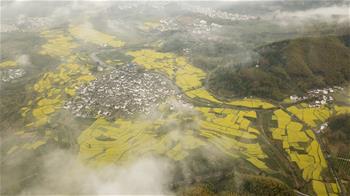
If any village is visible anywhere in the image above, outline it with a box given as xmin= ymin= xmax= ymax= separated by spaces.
xmin=192 ymin=19 xmax=222 ymax=35
xmin=64 ymin=64 xmax=178 ymax=119
xmin=157 ymin=18 xmax=179 ymax=32
xmin=290 ymin=86 xmax=344 ymax=108
xmin=183 ymin=4 xmax=258 ymax=22
xmin=1 ymin=15 xmax=55 ymax=32
xmin=0 ymin=68 xmax=26 ymax=83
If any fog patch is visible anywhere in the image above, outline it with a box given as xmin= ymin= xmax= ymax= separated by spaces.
xmin=15 ymin=54 xmax=31 ymax=66
xmin=20 ymin=150 xmax=174 ymax=195
xmin=269 ymin=5 xmax=350 ymax=26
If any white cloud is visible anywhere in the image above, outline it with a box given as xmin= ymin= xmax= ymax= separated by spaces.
xmin=269 ymin=5 xmax=350 ymax=26
xmin=20 ymin=150 xmax=174 ymax=195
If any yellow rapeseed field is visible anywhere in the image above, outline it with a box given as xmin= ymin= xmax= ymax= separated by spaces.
xmin=18 ymin=45 xmax=95 ymax=154
xmin=69 ymin=24 xmax=125 ymax=48
xmin=40 ymin=30 xmax=78 ymax=57
xmin=186 ymin=88 xmax=222 ymax=103
xmin=0 ymin=60 xmax=16 ymax=68
xmin=271 ymin=108 xmax=339 ymax=195
xmin=311 ymin=180 xmax=339 ymax=195
xmin=77 ymin=105 xmax=268 ymax=170
xmin=78 ymin=117 xmax=207 ymax=167
xmin=227 ymin=99 xmax=276 ymax=109
xmin=141 ymin=21 xmax=161 ymax=31
xmin=287 ymin=104 xmax=332 ymax=127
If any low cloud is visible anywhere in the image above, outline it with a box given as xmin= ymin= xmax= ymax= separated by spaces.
xmin=16 ymin=54 xmax=30 ymax=66
xmin=269 ymin=5 xmax=350 ymax=26
xmin=20 ymin=150 xmax=174 ymax=195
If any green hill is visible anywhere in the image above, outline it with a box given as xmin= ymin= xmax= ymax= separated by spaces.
xmin=209 ymin=35 xmax=350 ymax=100
xmin=323 ymin=114 xmax=350 ymax=192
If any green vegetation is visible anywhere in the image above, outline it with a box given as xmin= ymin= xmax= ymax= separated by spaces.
xmin=209 ymin=35 xmax=350 ymax=100
xmin=325 ymin=113 xmax=350 ymax=154
xmin=177 ymin=184 xmax=215 ymax=196
xmin=176 ymin=174 xmax=294 ymax=196
xmin=323 ymin=114 xmax=350 ymax=193
xmin=328 ymin=114 xmax=350 ymax=139
xmin=237 ymin=175 xmax=294 ymax=196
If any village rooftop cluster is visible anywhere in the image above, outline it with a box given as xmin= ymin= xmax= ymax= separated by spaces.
xmin=64 ymin=64 xmax=177 ymax=119
xmin=157 ymin=18 xmax=179 ymax=32
xmin=183 ymin=4 xmax=258 ymax=21
xmin=0 ymin=68 xmax=25 ymax=83
xmin=192 ymin=19 xmax=222 ymax=35
xmin=290 ymin=87 xmax=343 ymax=108
xmin=1 ymin=15 xmax=54 ymax=32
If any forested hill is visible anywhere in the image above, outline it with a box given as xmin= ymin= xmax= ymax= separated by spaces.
xmin=209 ymin=34 xmax=350 ymax=100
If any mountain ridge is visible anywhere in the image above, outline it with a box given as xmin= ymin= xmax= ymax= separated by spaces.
xmin=209 ymin=34 xmax=350 ymax=100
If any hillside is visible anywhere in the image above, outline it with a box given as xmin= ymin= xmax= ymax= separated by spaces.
xmin=209 ymin=34 xmax=350 ymax=100
xmin=323 ymin=114 xmax=350 ymax=192
xmin=324 ymin=114 xmax=350 ymax=154
xmin=177 ymin=174 xmax=294 ymax=196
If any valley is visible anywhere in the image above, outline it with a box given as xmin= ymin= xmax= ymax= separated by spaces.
xmin=1 ymin=1 xmax=349 ymax=195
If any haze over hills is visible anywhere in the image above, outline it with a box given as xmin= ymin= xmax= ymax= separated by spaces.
xmin=209 ymin=34 xmax=350 ymax=100
xmin=1 ymin=1 xmax=350 ymax=196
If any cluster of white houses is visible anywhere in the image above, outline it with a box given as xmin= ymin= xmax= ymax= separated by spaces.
xmin=0 ymin=68 xmax=26 ymax=83
xmin=157 ymin=18 xmax=179 ymax=32
xmin=64 ymin=65 xmax=176 ymax=119
xmin=192 ymin=19 xmax=222 ymax=35
xmin=290 ymin=87 xmax=344 ymax=108
xmin=1 ymin=15 xmax=59 ymax=33
xmin=183 ymin=4 xmax=258 ymax=22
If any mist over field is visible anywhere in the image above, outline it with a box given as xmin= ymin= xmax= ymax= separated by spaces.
xmin=1 ymin=1 xmax=350 ymax=195
xmin=19 ymin=150 xmax=173 ymax=194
